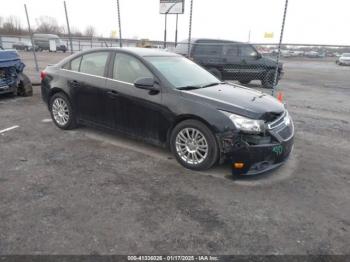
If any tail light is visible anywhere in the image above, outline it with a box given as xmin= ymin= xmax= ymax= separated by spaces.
xmin=40 ymin=71 xmax=47 ymax=81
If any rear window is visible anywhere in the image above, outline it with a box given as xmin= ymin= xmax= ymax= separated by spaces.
xmin=70 ymin=56 xmax=82 ymax=71
xmin=79 ymin=52 xmax=109 ymax=77
xmin=193 ymin=44 xmax=223 ymax=56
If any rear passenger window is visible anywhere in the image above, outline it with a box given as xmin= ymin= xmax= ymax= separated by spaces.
xmin=113 ymin=53 xmax=153 ymax=83
xmin=193 ymin=44 xmax=223 ymax=56
xmin=80 ymin=52 xmax=109 ymax=77
xmin=224 ymin=45 xmax=239 ymax=57
xmin=70 ymin=56 xmax=82 ymax=71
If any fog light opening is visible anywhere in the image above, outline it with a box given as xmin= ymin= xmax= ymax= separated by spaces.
xmin=233 ymin=162 xmax=244 ymax=169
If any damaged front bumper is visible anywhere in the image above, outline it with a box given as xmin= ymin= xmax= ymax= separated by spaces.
xmin=218 ymin=111 xmax=295 ymax=176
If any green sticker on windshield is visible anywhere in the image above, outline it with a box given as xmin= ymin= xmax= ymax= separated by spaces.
xmin=272 ymin=145 xmax=283 ymax=156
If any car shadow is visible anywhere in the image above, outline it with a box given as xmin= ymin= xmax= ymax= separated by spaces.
xmin=78 ymin=125 xmax=291 ymax=184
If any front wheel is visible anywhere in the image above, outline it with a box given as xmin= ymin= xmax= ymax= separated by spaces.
xmin=170 ymin=120 xmax=219 ymax=171
xmin=49 ymin=93 xmax=77 ymax=130
xmin=262 ymin=70 xmax=277 ymax=89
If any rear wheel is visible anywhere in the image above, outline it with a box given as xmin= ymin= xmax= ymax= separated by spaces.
xmin=49 ymin=92 xmax=77 ymax=130
xmin=170 ymin=119 xmax=218 ymax=171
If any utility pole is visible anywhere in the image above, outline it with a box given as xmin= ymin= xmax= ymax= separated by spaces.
xmin=164 ymin=14 xmax=167 ymax=48
xmin=117 ymin=0 xmax=122 ymax=47
xmin=175 ymin=14 xmax=179 ymax=47
xmin=24 ymin=4 xmax=39 ymax=72
xmin=64 ymin=1 xmax=73 ymax=54
xmin=273 ymin=0 xmax=289 ymax=95
xmin=187 ymin=0 xmax=194 ymax=57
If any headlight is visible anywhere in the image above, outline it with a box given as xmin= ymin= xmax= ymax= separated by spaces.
xmin=220 ymin=111 xmax=265 ymax=134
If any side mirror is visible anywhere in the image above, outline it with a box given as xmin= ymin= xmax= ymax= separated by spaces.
xmin=256 ymin=53 xmax=262 ymax=59
xmin=134 ymin=77 xmax=159 ymax=92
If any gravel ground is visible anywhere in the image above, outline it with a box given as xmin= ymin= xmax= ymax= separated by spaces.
xmin=0 ymin=52 xmax=349 ymax=255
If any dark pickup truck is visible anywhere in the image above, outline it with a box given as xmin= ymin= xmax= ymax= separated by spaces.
xmin=0 ymin=50 xmax=32 ymax=96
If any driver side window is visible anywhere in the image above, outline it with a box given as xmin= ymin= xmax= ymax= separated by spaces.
xmin=239 ymin=45 xmax=257 ymax=57
xmin=113 ymin=53 xmax=153 ymax=83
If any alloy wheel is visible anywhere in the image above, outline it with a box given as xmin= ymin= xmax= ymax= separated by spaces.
xmin=52 ymin=97 xmax=70 ymax=126
xmin=175 ymin=128 xmax=209 ymax=165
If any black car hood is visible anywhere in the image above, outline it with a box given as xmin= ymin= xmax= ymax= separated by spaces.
xmin=180 ymin=83 xmax=285 ymax=120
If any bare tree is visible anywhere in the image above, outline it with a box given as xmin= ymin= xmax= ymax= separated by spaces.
xmin=0 ymin=16 xmax=24 ymax=34
xmin=35 ymin=16 xmax=62 ymax=34
xmin=70 ymin=27 xmax=83 ymax=37
xmin=84 ymin=25 xmax=96 ymax=37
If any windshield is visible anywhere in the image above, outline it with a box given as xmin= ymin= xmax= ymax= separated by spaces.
xmin=343 ymin=53 xmax=350 ymax=57
xmin=145 ymin=56 xmax=219 ymax=89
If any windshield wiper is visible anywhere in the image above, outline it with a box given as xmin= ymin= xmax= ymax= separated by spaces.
xmin=201 ymin=82 xmax=224 ymax=88
xmin=177 ymin=85 xmax=202 ymax=90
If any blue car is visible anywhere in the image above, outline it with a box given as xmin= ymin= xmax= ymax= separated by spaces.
xmin=0 ymin=50 xmax=32 ymax=96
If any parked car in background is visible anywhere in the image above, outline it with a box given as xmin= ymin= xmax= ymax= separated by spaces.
xmin=41 ymin=48 xmax=294 ymax=176
xmin=33 ymin=34 xmax=67 ymax=52
xmin=304 ymin=51 xmax=324 ymax=58
xmin=12 ymin=41 xmax=39 ymax=51
xmin=336 ymin=53 xmax=350 ymax=66
xmin=174 ymin=38 xmax=283 ymax=88
xmin=0 ymin=50 xmax=33 ymax=96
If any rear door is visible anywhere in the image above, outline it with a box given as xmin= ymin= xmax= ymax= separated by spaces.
xmin=65 ymin=51 xmax=114 ymax=128
xmin=192 ymin=43 xmax=223 ymax=68
xmin=222 ymin=44 xmax=241 ymax=79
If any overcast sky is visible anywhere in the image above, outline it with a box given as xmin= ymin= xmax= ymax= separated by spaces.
xmin=1 ymin=0 xmax=349 ymax=45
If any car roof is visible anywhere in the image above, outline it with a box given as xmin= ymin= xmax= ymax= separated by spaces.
xmin=74 ymin=47 xmax=180 ymax=57
xmin=179 ymin=38 xmax=242 ymax=44
xmin=57 ymin=47 xmax=180 ymax=67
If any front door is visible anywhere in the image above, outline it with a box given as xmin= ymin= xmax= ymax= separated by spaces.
xmin=105 ymin=52 xmax=167 ymax=145
xmin=238 ymin=45 xmax=264 ymax=80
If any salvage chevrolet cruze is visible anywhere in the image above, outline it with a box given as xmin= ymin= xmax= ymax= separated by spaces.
xmin=41 ymin=48 xmax=294 ymax=175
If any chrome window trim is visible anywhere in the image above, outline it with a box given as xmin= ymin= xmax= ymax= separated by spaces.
xmin=60 ymin=68 xmax=134 ymax=86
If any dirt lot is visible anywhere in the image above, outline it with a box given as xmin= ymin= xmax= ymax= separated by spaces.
xmin=0 ymin=51 xmax=349 ymax=255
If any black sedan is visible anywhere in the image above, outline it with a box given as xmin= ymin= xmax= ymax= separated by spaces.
xmin=41 ymin=48 xmax=294 ymax=176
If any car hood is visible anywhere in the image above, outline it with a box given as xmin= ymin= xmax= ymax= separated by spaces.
xmin=340 ymin=57 xmax=350 ymax=60
xmin=180 ymin=83 xmax=285 ymax=120
xmin=262 ymin=56 xmax=283 ymax=68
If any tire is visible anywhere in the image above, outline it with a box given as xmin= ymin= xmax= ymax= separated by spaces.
xmin=49 ymin=92 xmax=77 ymax=130
xmin=262 ymin=69 xmax=277 ymax=89
xmin=208 ymin=68 xmax=222 ymax=80
xmin=239 ymin=80 xmax=251 ymax=85
xmin=17 ymin=73 xmax=33 ymax=97
xmin=170 ymin=119 xmax=219 ymax=171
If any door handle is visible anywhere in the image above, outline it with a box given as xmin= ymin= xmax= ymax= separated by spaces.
xmin=68 ymin=80 xmax=80 ymax=88
xmin=107 ymin=90 xmax=119 ymax=98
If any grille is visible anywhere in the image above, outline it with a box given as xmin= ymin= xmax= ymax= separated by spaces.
xmin=277 ymin=125 xmax=293 ymax=140
xmin=267 ymin=111 xmax=286 ymax=129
